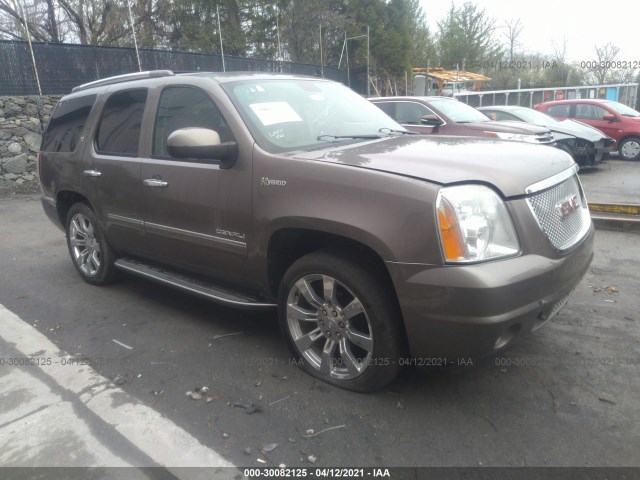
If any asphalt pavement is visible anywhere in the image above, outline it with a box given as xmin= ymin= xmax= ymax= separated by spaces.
xmin=1 ymin=160 xmax=639 ymax=477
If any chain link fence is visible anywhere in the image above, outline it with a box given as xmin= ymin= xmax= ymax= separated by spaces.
xmin=0 ymin=40 xmax=363 ymax=96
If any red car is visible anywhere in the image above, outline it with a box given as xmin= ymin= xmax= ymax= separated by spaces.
xmin=535 ymin=99 xmax=640 ymax=160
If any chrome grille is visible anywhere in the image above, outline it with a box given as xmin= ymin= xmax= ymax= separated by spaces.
xmin=526 ymin=173 xmax=591 ymax=251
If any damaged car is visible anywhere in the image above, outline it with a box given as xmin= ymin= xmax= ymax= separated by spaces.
xmin=478 ymin=105 xmax=614 ymax=167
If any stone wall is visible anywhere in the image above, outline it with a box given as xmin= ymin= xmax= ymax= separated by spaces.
xmin=0 ymin=96 xmax=60 ymax=194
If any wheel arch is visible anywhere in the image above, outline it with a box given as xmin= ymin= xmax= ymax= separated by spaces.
xmin=56 ymin=190 xmax=92 ymax=226
xmin=266 ymin=228 xmax=402 ymax=314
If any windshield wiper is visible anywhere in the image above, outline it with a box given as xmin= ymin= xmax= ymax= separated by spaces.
xmin=378 ymin=127 xmax=418 ymax=135
xmin=317 ymin=134 xmax=383 ymax=141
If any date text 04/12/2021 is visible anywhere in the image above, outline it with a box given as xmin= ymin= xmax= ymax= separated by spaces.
xmin=234 ymin=357 xmax=475 ymax=368
xmin=243 ymin=468 xmax=391 ymax=478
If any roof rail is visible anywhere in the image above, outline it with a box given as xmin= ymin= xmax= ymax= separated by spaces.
xmin=71 ymin=70 xmax=175 ymax=93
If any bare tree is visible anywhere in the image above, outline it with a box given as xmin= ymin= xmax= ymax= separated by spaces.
xmin=0 ymin=0 xmax=62 ymax=41
xmin=590 ymin=42 xmax=620 ymax=84
xmin=502 ymin=18 xmax=523 ymax=62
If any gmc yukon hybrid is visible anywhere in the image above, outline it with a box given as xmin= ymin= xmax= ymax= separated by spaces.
xmin=39 ymin=71 xmax=594 ymax=391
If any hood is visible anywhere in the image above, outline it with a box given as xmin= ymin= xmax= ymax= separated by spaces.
xmin=461 ymin=120 xmax=550 ymax=135
xmin=549 ymin=120 xmax=608 ymax=142
xmin=293 ymin=135 xmax=574 ymax=198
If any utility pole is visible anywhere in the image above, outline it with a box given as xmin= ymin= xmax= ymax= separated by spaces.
xmin=366 ymin=25 xmax=370 ymax=97
xmin=319 ymin=24 xmax=324 ymax=77
xmin=18 ymin=0 xmax=42 ymax=94
xmin=217 ymin=4 xmax=226 ymax=72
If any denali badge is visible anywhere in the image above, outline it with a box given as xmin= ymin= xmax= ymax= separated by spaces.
xmin=260 ymin=177 xmax=287 ymax=187
xmin=556 ymin=194 xmax=580 ymax=219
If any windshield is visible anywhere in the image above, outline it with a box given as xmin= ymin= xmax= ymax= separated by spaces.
xmin=603 ymin=101 xmax=640 ymax=117
xmin=222 ymin=78 xmax=405 ymax=153
xmin=511 ymin=108 xmax=559 ymax=125
xmin=428 ymin=98 xmax=491 ymax=123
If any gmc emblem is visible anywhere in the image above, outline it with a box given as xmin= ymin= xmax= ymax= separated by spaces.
xmin=556 ymin=194 xmax=580 ymax=219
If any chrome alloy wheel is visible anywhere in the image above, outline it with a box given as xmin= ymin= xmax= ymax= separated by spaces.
xmin=69 ymin=213 xmax=102 ymax=277
xmin=620 ymin=139 xmax=640 ymax=159
xmin=286 ymin=274 xmax=374 ymax=380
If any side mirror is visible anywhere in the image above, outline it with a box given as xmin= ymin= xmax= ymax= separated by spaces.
xmin=167 ymin=128 xmax=238 ymax=168
xmin=420 ymin=114 xmax=444 ymax=126
xmin=602 ymin=113 xmax=618 ymax=122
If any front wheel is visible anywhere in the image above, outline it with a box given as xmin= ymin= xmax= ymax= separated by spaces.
xmin=65 ymin=203 xmax=118 ymax=285
xmin=618 ymin=137 xmax=640 ymax=160
xmin=278 ymin=250 xmax=406 ymax=392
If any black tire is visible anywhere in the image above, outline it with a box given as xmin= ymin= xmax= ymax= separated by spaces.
xmin=618 ymin=137 xmax=640 ymax=161
xmin=278 ymin=250 xmax=406 ymax=392
xmin=65 ymin=203 xmax=118 ymax=285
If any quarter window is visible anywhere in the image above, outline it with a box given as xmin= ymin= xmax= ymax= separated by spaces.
xmin=153 ymin=86 xmax=231 ymax=157
xmin=96 ymin=89 xmax=147 ymax=156
xmin=42 ymin=95 xmax=96 ymax=152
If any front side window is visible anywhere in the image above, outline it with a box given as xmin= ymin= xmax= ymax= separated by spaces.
xmin=153 ymin=86 xmax=232 ymax=157
xmin=96 ymin=89 xmax=147 ymax=156
xmin=42 ymin=95 xmax=96 ymax=153
xmin=575 ymin=104 xmax=608 ymax=120
xmin=395 ymin=102 xmax=434 ymax=124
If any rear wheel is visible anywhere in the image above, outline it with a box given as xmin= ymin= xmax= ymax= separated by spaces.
xmin=278 ymin=250 xmax=406 ymax=392
xmin=618 ymin=137 xmax=640 ymax=160
xmin=65 ymin=203 xmax=118 ymax=285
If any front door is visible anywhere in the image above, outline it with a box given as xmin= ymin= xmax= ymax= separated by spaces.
xmin=139 ymin=85 xmax=251 ymax=285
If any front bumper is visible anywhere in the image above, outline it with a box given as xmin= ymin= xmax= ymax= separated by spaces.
xmin=387 ymin=226 xmax=594 ymax=360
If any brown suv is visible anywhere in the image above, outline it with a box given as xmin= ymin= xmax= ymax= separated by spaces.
xmin=39 ymin=71 xmax=594 ymax=391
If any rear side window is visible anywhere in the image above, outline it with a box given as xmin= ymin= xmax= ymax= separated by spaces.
xmin=42 ymin=95 xmax=96 ymax=152
xmin=546 ymin=104 xmax=570 ymax=117
xmin=96 ymin=89 xmax=147 ymax=156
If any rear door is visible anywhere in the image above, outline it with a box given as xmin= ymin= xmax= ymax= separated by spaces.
xmin=138 ymin=84 xmax=250 ymax=284
xmin=85 ymin=88 xmax=148 ymax=253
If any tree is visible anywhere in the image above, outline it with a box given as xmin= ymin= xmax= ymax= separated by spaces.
xmin=436 ymin=1 xmax=502 ymax=70
xmin=590 ymin=42 xmax=620 ymax=84
xmin=502 ymin=18 xmax=523 ymax=63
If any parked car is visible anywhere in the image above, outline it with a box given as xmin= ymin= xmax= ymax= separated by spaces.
xmin=478 ymin=105 xmax=614 ymax=167
xmin=534 ymin=99 xmax=640 ymax=160
xmin=370 ymin=96 xmax=556 ymax=145
xmin=39 ymin=71 xmax=593 ymax=391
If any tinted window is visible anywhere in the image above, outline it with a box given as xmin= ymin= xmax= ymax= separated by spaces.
xmin=546 ymin=104 xmax=570 ymax=117
xmin=96 ymin=89 xmax=147 ymax=156
xmin=42 ymin=95 xmax=96 ymax=152
xmin=395 ymin=102 xmax=433 ymax=124
xmin=153 ymin=86 xmax=232 ymax=157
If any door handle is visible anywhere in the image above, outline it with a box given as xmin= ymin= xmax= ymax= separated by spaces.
xmin=83 ymin=169 xmax=102 ymax=177
xmin=143 ymin=178 xmax=169 ymax=188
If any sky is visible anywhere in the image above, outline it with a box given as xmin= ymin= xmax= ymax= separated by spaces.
xmin=420 ymin=0 xmax=637 ymax=64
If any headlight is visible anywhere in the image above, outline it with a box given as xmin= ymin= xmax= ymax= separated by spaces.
xmin=490 ymin=132 xmax=539 ymax=143
xmin=436 ymin=185 xmax=520 ymax=263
